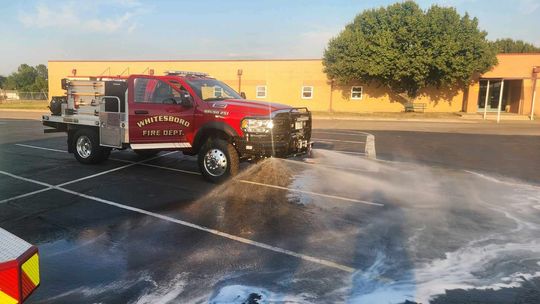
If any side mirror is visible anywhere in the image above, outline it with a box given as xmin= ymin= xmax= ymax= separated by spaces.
xmin=240 ymin=92 xmax=246 ymax=99
xmin=181 ymin=93 xmax=194 ymax=108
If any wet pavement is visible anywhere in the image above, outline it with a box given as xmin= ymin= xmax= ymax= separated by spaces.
xmin=0 ymin=119 xmax=539 ymax=303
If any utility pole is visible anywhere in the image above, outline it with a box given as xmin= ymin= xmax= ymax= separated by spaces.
xmin=483 ymin=80 xmax=490 ymax=120
xmin=496 ymin=80 xmax=505 ymax=123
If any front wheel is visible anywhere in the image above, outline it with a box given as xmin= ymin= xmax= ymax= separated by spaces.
xmin=198 ymin=138 xmax=239 ymax=183
xmin=72 ymin=129 xmax=110 ymax=164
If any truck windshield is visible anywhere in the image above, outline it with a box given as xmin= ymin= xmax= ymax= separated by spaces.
xmin=185 ymin=79 xmax=242 ymax=101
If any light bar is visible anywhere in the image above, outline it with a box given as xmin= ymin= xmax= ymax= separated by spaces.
xmin=165 ymin=70 xmax=209 ymax=77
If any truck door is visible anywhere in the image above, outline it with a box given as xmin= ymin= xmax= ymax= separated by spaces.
xmin=128 ymin=76 xmax=195 ymax=149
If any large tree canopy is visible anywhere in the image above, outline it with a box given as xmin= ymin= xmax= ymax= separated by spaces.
xmin=491 ymin=38 xmax=540 ymax=53
xmin=323 ymin=1 xmax=497 ymax=99
xmin=2 ymin=64 xmax=48 ymax=92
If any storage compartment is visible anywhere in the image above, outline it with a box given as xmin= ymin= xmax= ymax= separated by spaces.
xmin=104 ymin=81 xmax=127 ymax=113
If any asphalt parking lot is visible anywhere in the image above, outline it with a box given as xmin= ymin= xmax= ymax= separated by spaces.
xmin=1 ymin=118 xmax=540 ymax=303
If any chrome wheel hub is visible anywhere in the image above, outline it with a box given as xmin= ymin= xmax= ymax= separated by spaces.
xmin=76 ymin=135 xmax=92 ymax=158
xmin=203 ymin=148 xmax=227 ymax=177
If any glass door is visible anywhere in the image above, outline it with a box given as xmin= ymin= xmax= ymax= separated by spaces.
xmin=478 ymin=79 xmax=507 ymax=112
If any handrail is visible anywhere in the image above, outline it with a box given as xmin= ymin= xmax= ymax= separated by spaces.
xmin=99 ymin=96 xmax=121 ymax=113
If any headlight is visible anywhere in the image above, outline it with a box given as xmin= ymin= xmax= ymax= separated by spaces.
xmin=241 ymin=118 xmax=274 ymax=133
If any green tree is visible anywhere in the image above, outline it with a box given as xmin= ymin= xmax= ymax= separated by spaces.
xmin=4 ymin=64 xmax=48 ymax=92
xmin=323 ymin=1 xmax=497 ymax=102
xmin=491 ymin=38 xmax=540 ymax=53
xmin=0 ymin=76 xmax=5 ymax=89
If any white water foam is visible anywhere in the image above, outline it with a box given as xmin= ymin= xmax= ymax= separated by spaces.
xmin=210 ymin=284 xmax=315 ymax=304
xmin=299 ymin=149 xmax=540 ymax=303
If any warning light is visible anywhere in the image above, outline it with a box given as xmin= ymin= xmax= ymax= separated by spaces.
xmin=0 ymin=228 xmax=40 ymax=304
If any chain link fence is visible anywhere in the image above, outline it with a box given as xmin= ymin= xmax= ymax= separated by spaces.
xmin=0 ymin=90 xmax=48 ymax=101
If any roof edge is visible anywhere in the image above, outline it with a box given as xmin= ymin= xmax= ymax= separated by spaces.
xmin=48 ymin=58 xmax=323 ymax=63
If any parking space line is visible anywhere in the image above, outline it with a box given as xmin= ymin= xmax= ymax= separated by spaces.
xmin=110 ymin=158 xmax=202 ymax=176
xmin=280 ymin=158 xmax=373 ymax=173
xmin=312 ymin=138 xmax=365 ymax=144
xmin=57 ymin=151 xmax=179 ymax=187
xmin=110 ymin=158 xmax=378 ymax=205
xmin=0 ymin=170 xmax=53 ymax=187
xmin=15 ymin=144 xmax=67 ymax=153
xmin=0 ymin=170 xmax=355 ymax=273
xmin=237 ymin=180 xmax=384 ymax=207
xmin=0 ymin=187 xmax=53 ymax=204
xmin=313 ymin=131 xmax=373 ymax=136
xmin=14 ymin=143 xmax=378 ymax=203
xmin=316 ymin=148 xmax=366 ymax=155
xmin=311 ymin=131 xmax=376 ymax=158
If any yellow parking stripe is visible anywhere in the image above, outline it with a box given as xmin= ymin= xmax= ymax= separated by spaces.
xmin=0 ymin=290 xmax=18 ymax=304
xmin=22 ymin=253 xmax=40 ymax=286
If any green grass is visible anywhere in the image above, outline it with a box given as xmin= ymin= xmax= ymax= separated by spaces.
xmin=0 ymin=100 xmax=49 ymax=110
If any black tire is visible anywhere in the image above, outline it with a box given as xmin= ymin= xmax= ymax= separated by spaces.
xmin=134 ymin=149 xmax=160 ymax=158
xmin=72 ymin=128 xmax=110 ymax=164
xmin=198 ymin=138 xmax=239 ymax=183
xmin=49 ymin=96 xmax=66 ymax=116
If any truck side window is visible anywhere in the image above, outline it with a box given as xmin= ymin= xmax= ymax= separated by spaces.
xmin=134 ymin=78 xmax=180 ymax=104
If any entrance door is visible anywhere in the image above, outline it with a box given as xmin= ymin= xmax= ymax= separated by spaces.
xmin=128 ymin=76 xmax=194 ymax=149
xmin=478 ymin=79 xmax=508 ymax=112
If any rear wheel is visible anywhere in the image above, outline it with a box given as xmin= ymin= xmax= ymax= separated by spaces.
xmin=72 ymin=129 xmax=110 ymax=164
xmin=198 ymin=138 xmax=239 ymax=183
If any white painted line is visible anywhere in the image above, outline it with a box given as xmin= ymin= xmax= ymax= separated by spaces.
xmin=110 ymin=158 xmax=202 ymax=176
xmin=15 ymin=144 xmax=67 ymax=153
xmin=14 ymin=143 xmax=375 ymax=207
xmin=316 ymin=149 xmax=366 ymax=155
xmin=313 ymin=131 xmax=372 ymax=136
xmin=313 ymin=138 xmax=365 ymax=144
xmin=0 ymin=170 xmax=355 ymax=273
xmin=138 ymin=162 xmax=201 ymax=176
xmin=113 ymin=158 xmax=376 ymax=203
xmin=0 ymin=170 xmax=53 ymax=188
xmin=16 ymin=143 xmax=200 ymax=176
xmin=237 ymin=179 xmax=383 ymax=207
xmin=280 ymin=158 xmax=372 ymax=173
xmin=57 ymin=151 xmax=179 ymax=187
xmin=313 ymin=131 xmax=359 ymax=135
xmin=464 ymin=170 xmax=540 ymax=190
xmin=56 ymin=163 xmax=137 ymax=187
xmin=0 ymin=187 xmax=53 ymax=204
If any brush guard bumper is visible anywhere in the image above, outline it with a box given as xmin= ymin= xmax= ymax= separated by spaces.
xmin=236 ymin=107 xmax=312 ymax=158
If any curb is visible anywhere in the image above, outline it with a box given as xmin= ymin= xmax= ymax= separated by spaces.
xmin=312 ymin=116 xmax=478 ymax=123
xmin=0 ymin=109 xmax=48 ymax=113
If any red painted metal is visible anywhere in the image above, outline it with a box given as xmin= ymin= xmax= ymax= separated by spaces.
xmin=126 ymin=74 xmax=290 ymax=146
xmin=0 ymin=245 xmax=39 ymax=303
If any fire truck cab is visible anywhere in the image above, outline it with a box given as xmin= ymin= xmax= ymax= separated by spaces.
xmin=43 ymin=71 xmax=312 ymax=182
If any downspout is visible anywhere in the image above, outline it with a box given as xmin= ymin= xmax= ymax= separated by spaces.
xmin=237 ymin=69 xmax=243 ymax=93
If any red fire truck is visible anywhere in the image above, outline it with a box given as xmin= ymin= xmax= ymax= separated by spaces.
xmin=43 ymin=71 xmax=312 ymax=182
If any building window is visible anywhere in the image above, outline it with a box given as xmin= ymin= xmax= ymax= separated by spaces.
xmin=301 ymin=86 xmax=313 ymax=99
xmin=256 ymin=85 xmax=267 ymax=98
xmin=351 ymin=86 xmax=363 ymax=100
xmin=214 ymin=86 xmax=223 ymax=98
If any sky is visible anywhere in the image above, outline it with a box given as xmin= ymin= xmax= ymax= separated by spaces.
xmin=0 ymin=0 xmax=539 ymax=75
